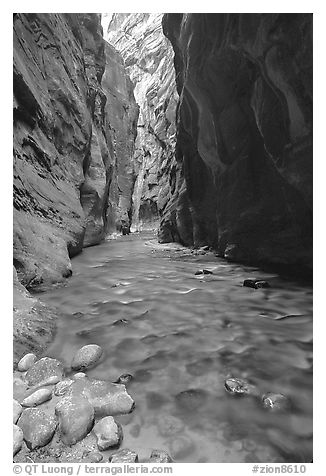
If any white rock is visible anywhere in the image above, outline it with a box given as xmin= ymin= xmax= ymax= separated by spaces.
xmin=93 ymin=416 xmax=122 ymax=450
xmin=18 ymin=353 xmax=37 ymax=372
xmin=21 ymin=388 xmax=52 ymax=407
xmin=71 ymin=344 xmax=103 ymax=371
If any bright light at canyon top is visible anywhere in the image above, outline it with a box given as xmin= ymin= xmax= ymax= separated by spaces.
xmin=101 ymin=13 xmax=113 ymax=37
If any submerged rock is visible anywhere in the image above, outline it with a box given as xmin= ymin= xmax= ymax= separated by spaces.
xmin=25 ymin=357 xmax=64 ymax=387
xmin=13 ymin=399 xmax=22 ymax=424
xmin=66 ymin=377 xmax=135 ymax=416
xmin=115 ymin=374 xmax=133 ymax=385
xmin=224 ymin=377 xmax=258 ymax=396
xmin=149 ymin=449 xmax=173 ymax=463
xmin=18 ymin=408 xmax=57 ymax=450
xmin=157 ymin=415 xmax=184 ymax=437
xmin=71 ymin=344 xmax=103 ymax=371
xmin=13 ymin=424 xmax=23 ymax=455
xmin=18 ymin=353 xmax=37 ymax=372
xmin=55 ymin=395 xmax=94 ymax=446
xmin=93 ymin=416 xmax=123 ymax=450
xmin=195 ymin=269 xmax=213 ymax=275
xmin=175 ymin=388 xmax=208 ymax=411
xmin=262 ymin=393 xmax=290 ymax=412
xmin=21 ymin=388 xmax=52 ymax=407
xmin=170 ymin=435 xmax=195 ymax=459
xmin=243 ymin=279 xmax=270 ymax=289
xmin=110 ymin=448 xmax=138 ymax=463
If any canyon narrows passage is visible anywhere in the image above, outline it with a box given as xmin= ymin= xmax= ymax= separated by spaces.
xmin=13 ymin=13 xmax=312 ymax=463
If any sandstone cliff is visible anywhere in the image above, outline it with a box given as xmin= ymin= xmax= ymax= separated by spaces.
xmin=104 ymin=13 xmax=178 ymax=230
xmin=161 ymin=13 xmax=312 ymax=271
xmin=13 ymin=13 xmax=138 ymax=289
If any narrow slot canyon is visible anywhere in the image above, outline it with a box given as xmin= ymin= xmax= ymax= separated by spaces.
xmin=13 ymin=13 xmax=312 ymax=464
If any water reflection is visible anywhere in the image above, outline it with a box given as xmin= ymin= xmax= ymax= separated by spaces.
xmin=39 ymin=232 xmax=313 ymax=462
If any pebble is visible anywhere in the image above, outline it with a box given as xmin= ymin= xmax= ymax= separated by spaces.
xmin=18 ymin=353 xmax=37 ymax=372
xmin=21 ymin=388 xmax=52 ymax=407
xmin=110 ymin=449 xmax=138 ymax=463
xmin=262 ymin=393 xmax=290 ymax=412
xmin=54 ymin=379 xmax=74 ymax=396
xmin=73 ymin=372 xmax=87 ymax=379
xmin=13 ymin=424 xmax=23 ymax=455
xmin=71 ymin=344 xmax=103 ymax=371
xmin=55 ymin=395 xmax=94 ymax=445
xmin=13 ymin=399 xmax=22 ymax=424
xmin=149 ymin=449 xmax=173 ymax=463
xmin=66 ymin=377 xmax=135 ymax=416
xmin=93 ymin=416 xmax=123 ymax=450
xmin=224 ymin=377 xmax=258 ymax=396
xmin=25 ymin=357 xmax=64 ymax=387
xmin=17 ymin=408 xmax=57 ymax=450
xmin=87 ymin=452 xmax=103 ymax=463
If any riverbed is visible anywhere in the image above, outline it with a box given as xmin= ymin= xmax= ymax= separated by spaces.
xmin=38 ymin=231 xmax=313 ymax=463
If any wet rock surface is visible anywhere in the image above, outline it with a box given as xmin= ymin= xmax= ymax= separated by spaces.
xmin=21 ymin=388 xmax=53 ymax=407
xmin=18 ymin=408 xmax=57 ymax=450
xmin=110 ymin=448 xmax=138 ymax=463
xmin=93 ymin=416 xmax=123 ymax=450
xmin=71 ymin=344 xmax=103 ymax=371
xmin=25 ymin=358 xmax=64 ymax=387
xmin=13 ymin=399 xmax=22 ymax=424
xmin=55 ymin=395 xmax=95 ymax=446
xmin=262 ymin=393 xmax=291 ymax=412
xmin=149 ymin=449 xmax=173 ymax=463
xmin=224 ymin=378 xmax=258 ymax=396
xmin=18 ymin=353 xmax=37 ymax=372
xmin=13 ymin=424 xmax=24 ymax=455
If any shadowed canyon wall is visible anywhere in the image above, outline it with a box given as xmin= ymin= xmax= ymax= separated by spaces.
xmin=160 ymin=13 xmax=312 ymax=271
xmin=13 ymin=13 xmax=138 ymax=290
xmin=104 ymin=13 xmax=178 ymax=231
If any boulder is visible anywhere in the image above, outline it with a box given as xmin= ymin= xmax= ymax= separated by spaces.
xmin=73 ymin=372 xmax=87 ymax=380
xmin=21 ymin=388 xmax=52 ymax=407
xmin=18 ymin=353 xmax=37 ymax=372
xmin=93 ymin=416 xmax=123 ymax=450
xmin=55 ymin=395 xmax=94 ymax=446
xmin=87 ymin=452 xmax=103 ymax=462
xmin=195 ymin=269 xmax=213 ymax=275
xmin=114 ymin=374 xmax=133 ymax=385
xmin=13 ymin=399 xmax=22 ymax=424
xmin=66 ymin=377 xmax=135 ymax=416
xmin=54 ymin=379 xmax=74 ymax=396
xmin=110 ymin=448 xmax=138 ymax=463
xmin=71 ymin=344 xmax=103 ymax=371
xmin=25 ymin=357 xmax=64 ymax=387
xmin=13 ymin=424 xmax=23 ymax=455
xmin=17 ymin=408 xmax=57 ymax=450
xmin=262 ymin=393 xmax=290 ymax=412
xmin=149 ymin=449 xmax=173 ymax=463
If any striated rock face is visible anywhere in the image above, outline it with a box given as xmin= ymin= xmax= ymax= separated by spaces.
xmin=161 ymin=14 xmax=312 ymax=271
xmin=13 ymin=13 xmax=138 ymax=289
xmin=104 ymin=13 xmax=178 ymax=231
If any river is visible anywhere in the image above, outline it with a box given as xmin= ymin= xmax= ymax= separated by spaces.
xmin=38 ymin=231 xmax=313 ymax=463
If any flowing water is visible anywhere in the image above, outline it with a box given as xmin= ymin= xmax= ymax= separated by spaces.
xmin=38 ymin=231 xmax=313 ymax=463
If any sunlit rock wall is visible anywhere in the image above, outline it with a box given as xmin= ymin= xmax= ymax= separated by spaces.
xmin=161 ymin=13 xmax=312 ymax=271
xmin=104 ymin=13 xmax=178 ymax=231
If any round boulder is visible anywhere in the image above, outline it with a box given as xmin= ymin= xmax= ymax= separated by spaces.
xmin=25 ymin=357 xmax=64 ymax=387
xmin=55 ymin=395 xmax=94 ymax=445
xmin=17 ymin=408 xmax=57 ymax=450
xmin=18 ymin=353 xmax=37 ymax=372
xmin=71 ymin=344 xmax=103 ymax=371
xmin=13 ymin=424 xmax=23 ymax=455
xmin=93 ymin=416 xmax=123 ymax=450
xmin=21 ymin=388 xmax=52 ymax=407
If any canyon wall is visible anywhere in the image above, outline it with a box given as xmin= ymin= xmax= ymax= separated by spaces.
xmin=161 ymin=13 xmax=313 ymax=271
xmin=13 ymin=13 xmax=138 ymax=290
xmin=104 ymin=13 xmax=178 ymax=230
